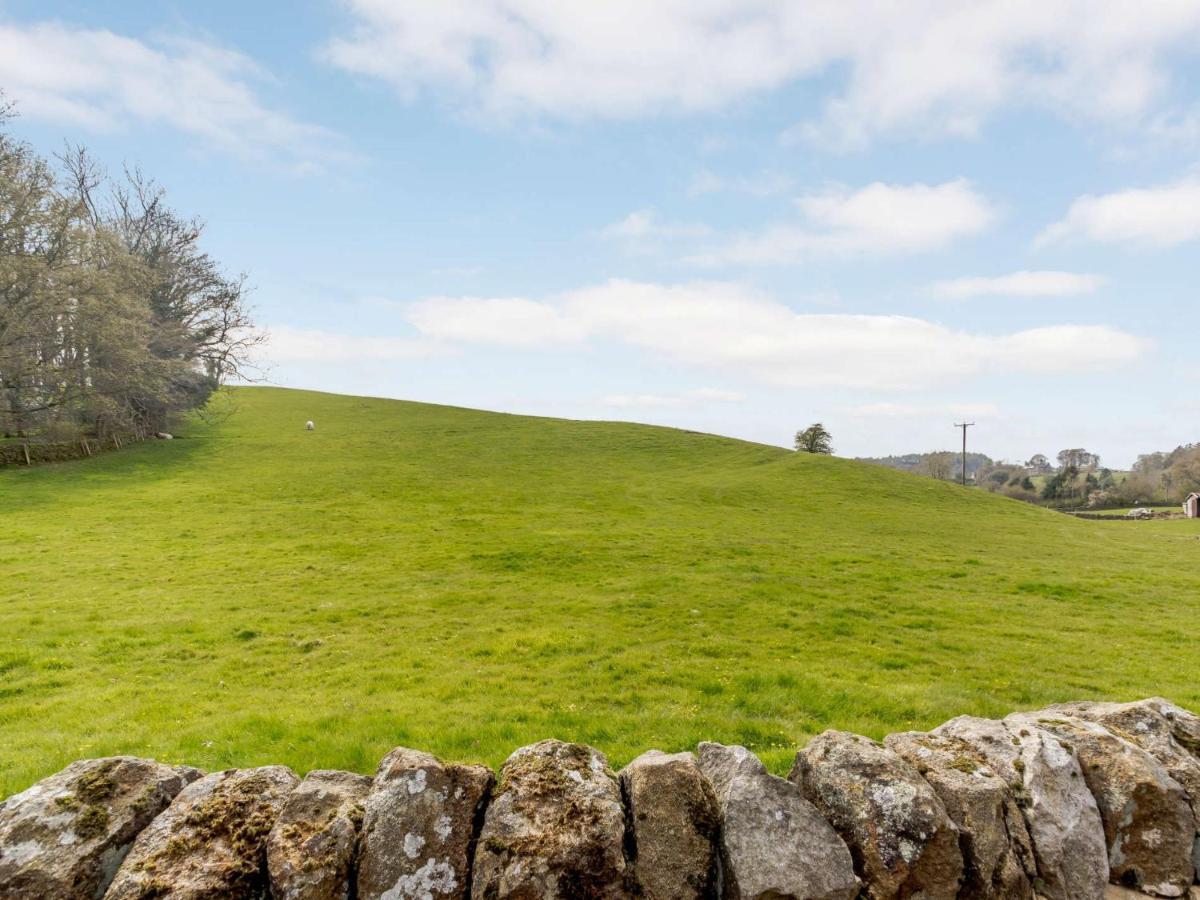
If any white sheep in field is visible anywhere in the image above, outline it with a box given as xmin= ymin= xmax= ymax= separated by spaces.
xmin=305 ymin=420 xmax=315 ymax=431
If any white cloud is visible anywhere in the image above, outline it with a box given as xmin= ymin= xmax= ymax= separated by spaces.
xmin=323 ymin=1 xmax=1200 ymax=146
xmin=932 ymin=271 xmax=1106 ymax=299
xmin=599 ymin=209 xmax=711 ymax=242
xmin=405 ymin=279 xmax=1149 ymax=390
xmin=407 ymin=296 xmax=587 ymax=346
xmin=1037 ymin=178 xmax=1200 ymax=247
xmin=688 ymin=169 xmax=794 ymax=197
xmin=0 ymin=23 xmax=345 ymax=169
xmin=690 ymin=179 xmax=995 ymax=265
xmin=846 ymin=402 xmax=1001 ymax=419
xmin=266 ymin=325 xmax=439 ymax=363
xmin=602 ymin=388 xmax=745 ymax=408
xmin=1144 ymin=106 xmax=1200 ymax=148
xmin=989 ymin=325 xmax=1145 ymax=374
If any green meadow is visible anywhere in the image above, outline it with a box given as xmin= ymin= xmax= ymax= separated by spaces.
xmin=2 ymin=386 xmax=1198 ymax=797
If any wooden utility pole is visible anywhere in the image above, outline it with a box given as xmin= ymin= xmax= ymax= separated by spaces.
xmin=954 ymin=422 xmax=975 ymax=486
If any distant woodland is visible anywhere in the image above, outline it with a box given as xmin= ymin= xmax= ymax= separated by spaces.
xmin=858 ymin=445 xmax=1200 ymax=509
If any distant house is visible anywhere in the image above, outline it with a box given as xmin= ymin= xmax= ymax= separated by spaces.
xmin=1185 ymin=493 xmax=1200 ymax=519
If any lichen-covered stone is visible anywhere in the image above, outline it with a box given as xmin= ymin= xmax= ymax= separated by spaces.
xmin=0 ymin=757 xmax=200 ymax=899
xmin=1105 ymin=887 xmax=1200 ymax=900
xmin=470 ymin=740 xmax=628 ymax=899
xmin=698 ymin=742 xmax=857 ymax=900
xmin=885 ymin=730 xmax=1035 ymax=899
xmin=619 ymin=751 xmax=719 ymax=900
xmin=935 ymin=716 xmax=1108 ymax=900
xmin=356 ymin=747 xmax=493 ymax=900
xmin=104 ymin=765 xmax=298 ymax=899
xmin=790 ymin=731 xmax=962 ymax=900
xmin=266 ymin=769 xmax=371 ymax=900
xmin=1146 ymin=699 xmax=1200 ymax=758
xmin=1016 ymin=711 xmax=1195 ymax=896
xmin=1050 ymin=699 xmax=1200 ymax=881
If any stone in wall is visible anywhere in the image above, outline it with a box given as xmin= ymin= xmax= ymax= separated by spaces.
xmin=697 ymin=741 xmax=858 ymax=900
xmin=356 ymin=747 xmax=493 ymax=900
xmin=619 ymin=750 xmax=719 ymax=900
xmin=470 ymin=740 xmax=628 ymax=900
xmin=1106 ymin=887 xmax=1200 ymax=900
xmin=0 ymin=756 xmax=200 ymax=900
xmin=0 ymin=697 xmax=1196 ymax=900
xmin=104 ymin=765 xmax=299 ymax=899
xmin=1011 ymin=711 xmax=1194 ymax=897
xmin=267 ymin=769 xmax=371 ymax=900
xmin=935 ymin=716 xmax=1109 ymax=900
xmin=789 ymin=731 xmax=963 ymax=900
xmin=885 ymin=730 xmax=1036 ymax=899
xmin=1148 ymin=699 xmax=1200 ymax=756
xmin=1050 ymin=698 xmax=1200 ymax=880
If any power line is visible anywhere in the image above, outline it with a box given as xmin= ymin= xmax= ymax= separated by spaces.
xmin=953 ymin=422 xmax=975 ymax=486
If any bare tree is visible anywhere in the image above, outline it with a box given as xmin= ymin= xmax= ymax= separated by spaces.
xmin=1056 ymin=448 xmax=1098 ymax=471
xmin=58 ymin=149 xmax=264 ymax=433
xmin=921 ymin=452 xmax=955 ymax=480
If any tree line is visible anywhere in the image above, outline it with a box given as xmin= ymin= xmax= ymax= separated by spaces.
xmin=0 ymin=94 xmax=257 ymax=442
xmin=1123 ymin=445 xmax=1200 ymax=505
xmin=858 ymin=439 xmax=1200 ymax=510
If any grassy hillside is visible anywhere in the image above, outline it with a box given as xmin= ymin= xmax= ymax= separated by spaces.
xmin=2 ymin=387 xmax=1198 ymax=797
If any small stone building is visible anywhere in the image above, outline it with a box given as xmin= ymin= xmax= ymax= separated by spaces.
xmin=1185 ymin=492 xmax=1200 ymax=519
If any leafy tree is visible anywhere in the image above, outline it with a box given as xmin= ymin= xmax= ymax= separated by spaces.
xmin=1025 ymin=453 xmax=1052 ymax=473
xmin=794 ymin=423 xmax=834 ymax=454
xmin=0 ymin=124 xmax=86 ymax=434
xmin=0 ymin=110 xmax=258 ymax=440
xmin=1041 ymin=470 xmax=1070 ymax=501
xmin=1133 ymin=452 xmax=1167 ymax=475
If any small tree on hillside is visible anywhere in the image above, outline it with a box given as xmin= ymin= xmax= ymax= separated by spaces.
xmin=920 ymin=452 xmax=955 ymax=480
xmin=1026 ymin=453 xmax=1052 ymax=474
xmin=795 ymin=423 xmax=834 ymax=454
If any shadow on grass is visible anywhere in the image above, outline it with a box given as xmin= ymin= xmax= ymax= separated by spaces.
xmin=0 ymin=391 xmax=253 ymax=514
xmin=0 ymin=427 xmax=215 ymax=513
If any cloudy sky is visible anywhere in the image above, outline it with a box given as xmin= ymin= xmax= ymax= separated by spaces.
xmin=3 ymin=1 xmax=1199 ymax=466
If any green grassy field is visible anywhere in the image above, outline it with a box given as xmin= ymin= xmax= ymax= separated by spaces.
xmin=2 ymin=387 xmax=1198 ymax=797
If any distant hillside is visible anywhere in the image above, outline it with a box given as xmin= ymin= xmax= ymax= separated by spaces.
xmin=856 ymin=451 xmax=993 ymax=479
xmin=1 ymin=386 xmax=1198 ymax=797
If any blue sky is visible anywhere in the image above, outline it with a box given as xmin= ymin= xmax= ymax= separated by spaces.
xmin=3 ymin=1 xmax=1199 ymax=466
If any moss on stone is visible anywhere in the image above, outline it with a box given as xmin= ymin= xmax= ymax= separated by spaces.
xmin=948 ymin=756 xmax=978 ymax=774
xmin=162 ymin=834 xmax=199 ymax=858
xmin=131 ymin=784 xmax=162 ymax=816
xmin=74 ymin=760 xmax=119 ymax=805
xmin=74 ymin=804 xmax=110 ymax=839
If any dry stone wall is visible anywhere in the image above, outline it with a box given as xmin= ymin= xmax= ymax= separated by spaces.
xmin=0 ymin=433 xmax=144 ymax=468
xmin=2 ymin=697 xmax=1199 ymax=899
